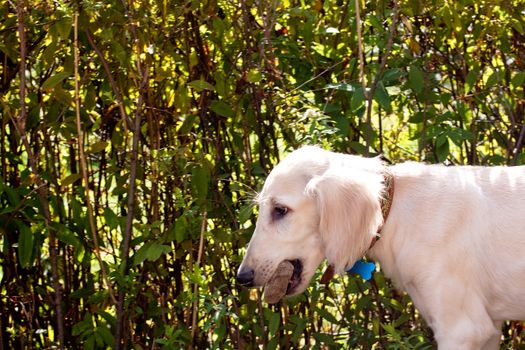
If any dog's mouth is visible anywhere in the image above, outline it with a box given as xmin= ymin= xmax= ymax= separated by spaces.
xmin=285 ymin=259 xmax=303 ymax=295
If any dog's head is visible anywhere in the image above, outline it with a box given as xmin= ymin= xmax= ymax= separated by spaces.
xmin=237 ymin=146 xmax=385 ymax=298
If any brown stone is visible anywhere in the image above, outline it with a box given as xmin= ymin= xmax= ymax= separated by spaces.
xmin=263 ymin=260 xmax=294 ymax=304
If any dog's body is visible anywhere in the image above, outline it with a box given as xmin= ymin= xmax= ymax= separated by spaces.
xmin=237 ymin=146 xmax=525 ymax=349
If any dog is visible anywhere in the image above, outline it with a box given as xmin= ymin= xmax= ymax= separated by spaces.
xmin=237 ymin=146 xmax=525 ymax=350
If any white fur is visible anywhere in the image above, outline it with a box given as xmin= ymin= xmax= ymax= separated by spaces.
xmin=238 ymin=146 xmax=525 ymax=349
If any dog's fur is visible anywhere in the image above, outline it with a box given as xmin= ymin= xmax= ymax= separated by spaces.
xmin=237 ymin=146 xmax=525 ymax=349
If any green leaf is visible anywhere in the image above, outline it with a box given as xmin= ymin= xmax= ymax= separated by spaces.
xmin=374 ymin=81 xmax=391 ymax=111
xmin=436 ymin=134 xmax=450 ymax=162
xmin=187 ymin=80 xmax=215 ymax=92
xmin=133 ymin=242 xmax=153 ymax=265
xmin=41 ymin=71 xmax=70 ymax=90
xmin=382 ymin=323 xmax=401 ymax=338
xmin=85 ymin=335 xmax=95 ymax=350
xmin=382 ymin=68 xmax=405 ymax=83
xmin=178 ymin=114 xmax=198 ymax=134
xmin=408 ymin=65 xmax=424 ymax=94
xmin=133 ymin=242 xmax=171 ymax=265
xmin=485 ymin=71 xmax=499 ymax=88
xmin=289 ymin=315 xmax=307 ymax=343
xmin=55 ymin=225 xmax=82 ymax=250
xmin=191 ymin=164 xmax=210 ymax=204
xmin=312 ymin=332 xmax=336 ymax=346
xmin=87 ymin=141 xmax=109 ymax=154
xmin=239 ymin=204 xmax=253 ymax=224
xmin=97 ymin=325 xmax=115 ymax=347
xmin=174 ymin=215 xmax=188 ymax=243
xmin=61 ymin=173 xmax=82 ymax=187
xmin=103 ymin=208 xmax=119 ymax=230
xmin=145 ymin=243 xmax=171 ymax=261
xmin=18 ymin=223 xmax=34 ymax=268
xmin=210 ymin=100 xmax=235 ymax=118
xmin=55 ymin=17 xmax=72 ymax=40
xmin=314 ymin=307 xmax=339 ymax=325
xmin=268 ymin=310 xmax=280 ymax=336
xmin=351 ymin=87 xmax=365 ymax=111
xmin=511 ymin=18 xmax=524 ymax=35
xmin=246 ymin=68 xmax=262 ymax=83
xmin=72 ymin=315 xmax=93 ymax=336
xmin=465 ymin=69 xmax=478 ymax=93
xmin=448 ymin=128 xmax=473 ymax=147
xmin=267 ymin=337 xmax=278 ymax=350
xmin=408 ymin=112 xmax=424 ymax=124
xmin=511 ymin=72 xmax=525 ymax=88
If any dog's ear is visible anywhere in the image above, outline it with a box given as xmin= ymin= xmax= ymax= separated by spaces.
xmin=306 ymin=167 xmax=384 ymax=273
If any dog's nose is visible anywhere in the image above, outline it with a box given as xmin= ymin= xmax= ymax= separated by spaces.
xmin=236 ymin=268 xmax=255 ymax=287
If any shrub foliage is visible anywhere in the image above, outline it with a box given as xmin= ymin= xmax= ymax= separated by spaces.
xmin=1 ymin=0 xmax=524 ymax=348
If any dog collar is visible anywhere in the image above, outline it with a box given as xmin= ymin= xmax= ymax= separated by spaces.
xmin=320 ymin=169 xmax=395 ymax=283
xmin=369 ymin=169 xmax=395 ymax=248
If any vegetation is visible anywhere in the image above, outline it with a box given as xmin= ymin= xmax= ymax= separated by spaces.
xmin=1 ymin=0 xmax=524 ymax=348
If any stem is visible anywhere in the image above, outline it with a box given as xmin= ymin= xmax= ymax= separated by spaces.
xmin=364 ymin=1 xmax=400 ymax=155
xmin=85 ymin=30 xmax=131 ymax=132
xmin=191 ymin=211 xmax=208 ymax=347
xmin=114 ymin=63 xmax=149 ymax=350
xmin=15 ymin=1 xmax=65 ymax=347
xmin=73 ymin=13 xmax=116 ymax=304
xmin=355 ymin=0 xmax=366 ymax=90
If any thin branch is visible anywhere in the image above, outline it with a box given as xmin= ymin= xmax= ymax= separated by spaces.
xmin=15 ymin=0 xmax=65 ymax=348
xmin=16 ymin=0 xmax=26 ymax=134
xmin=355 ymin=0 xmax=366 ymax=91
xmin=288 ymin=59 xmax=347 ymax=95
xmin=114 ymin=73 xmax=147 ymax=349
xmin=114 ymin=9 xmax=149 ymax=342
xmin=85 ymin=30 xmax=131 ymax=132
xmin=73 ymin=13 xmax=117 ymax=304
xmin=513 ymin=121 xmax=525 ymax=165
xmin=363 ymin=0 xmax=400 ymax=155
xmin=191 ymin=211 xmax=208 ymax=348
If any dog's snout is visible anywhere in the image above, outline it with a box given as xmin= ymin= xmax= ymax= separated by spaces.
xmin=236 ymin=268 xmax=255 ymax=287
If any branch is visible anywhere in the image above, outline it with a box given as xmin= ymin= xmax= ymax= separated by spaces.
xmin=15 ymin=0 xmax=65 ymax=348
xmin=16 ymin=0 xmax=26 ymax=134
xmin=364 ymin=0 xmax=399 ymax=155
xmin=355 ymin=0 xmax=366 ymax=92
xmin=513 ymin=121 xmax=525 ymax=165
xmin=190 ymin=211 xmax=208 ymax=347
xmin=73 ymin=13 xmax=117 ymax=305
xmin=85 ymin=30 xmax=132 ymax=132
xmin=114 ymin=3 xmax=149 ymax=340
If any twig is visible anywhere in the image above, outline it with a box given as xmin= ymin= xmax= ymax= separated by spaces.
xmin=114 ymin=0 xmax=149 ymax=340
xmin=85 ymin=30 xmax=131 ymax=132
xmin=15 ymin=1 xmax=65 ymax=348
xmin=355 ymin=0 xmax=366 ymax=91
xmin=288 ymin=59 xmax=347 ymax=96
xmin=191 ymin=211 xmax=208 ymax=347
xmin=114 ymin=71 xmax=147 ymax=349
xmin=513 ymin=122 xmax=525 ymax=165
xmin=363 ymin=0 xmax=400 ymax=155
xmin=16 ymin=0 xmax=26 ymax=134
xmin=73 ymin=13 xmax=117 ymax=304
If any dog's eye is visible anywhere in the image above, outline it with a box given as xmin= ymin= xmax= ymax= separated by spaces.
xmin=272 ymin=206 xmax=288 ymax=220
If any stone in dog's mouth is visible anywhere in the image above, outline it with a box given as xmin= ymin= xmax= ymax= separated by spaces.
xmin=285 ymin=259 xmax=303 ymax=295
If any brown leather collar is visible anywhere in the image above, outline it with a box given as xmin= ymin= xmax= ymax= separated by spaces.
xmin=320 ymin=170 xmax=395 ymax=284
xmin=369 ymin=169 xmax=395 ymax=248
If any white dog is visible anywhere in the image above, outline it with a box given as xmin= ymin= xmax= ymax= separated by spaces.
xmin=237 ymin=146 xmax=525 ymax=350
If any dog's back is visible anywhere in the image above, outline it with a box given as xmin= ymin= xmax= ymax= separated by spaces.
xmin=371 ymin=162 xmax=525 ymax=349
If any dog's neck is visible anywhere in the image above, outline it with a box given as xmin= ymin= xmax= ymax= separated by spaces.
xmin=369 ymin=169 xmax=395 ymax=249
xmin=320 ymin=169 xmax=395 ymax=283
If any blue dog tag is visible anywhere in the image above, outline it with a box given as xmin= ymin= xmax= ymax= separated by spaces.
xmin=347 ymin=259 xmax=375 ymax=281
